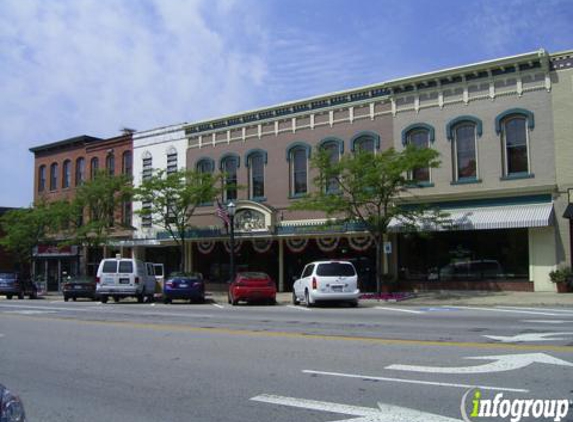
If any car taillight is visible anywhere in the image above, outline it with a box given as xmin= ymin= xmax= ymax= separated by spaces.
xmin=96 ymin=277 xmax=100 ymax=284
xmin=135 ymin=277 xmax=140 ymax=284
xmin=312 ymin=277 xmax=318 ymax=290
xmin=166 ymin=281 xmax=174 ymax=287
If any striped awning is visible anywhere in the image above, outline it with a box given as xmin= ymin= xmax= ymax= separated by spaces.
xmin=389 ymin=202 xmax=554 ymax=232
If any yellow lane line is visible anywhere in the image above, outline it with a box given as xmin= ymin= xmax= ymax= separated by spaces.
xmin=4 ymin=313 xmax=573 ymax=353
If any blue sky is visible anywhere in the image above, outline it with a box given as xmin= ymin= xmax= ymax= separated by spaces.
xmin=1 ymin=0 xmax=572 ymax=207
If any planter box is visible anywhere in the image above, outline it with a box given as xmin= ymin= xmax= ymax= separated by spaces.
xmin=555 ymin=282 xmax=570 ymax=293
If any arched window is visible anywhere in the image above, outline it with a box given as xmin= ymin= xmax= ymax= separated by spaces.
xmin=166 ymin=147 xmax=178 ymax=174
xmin=106 ymin=153 xmax=115 ymax=176
xmin=38 ymin=165 xmax=46 ymax=192
xmin=319 ymin=138 xmax=344 ymax=193
xmin=496 ymin=109 xmax=533 ymax=177
xmin=122 ymin=151 xmax=132 ymax=176
xmin=452 ymin=124 xmax=478 ymax=181
xmin=90 ymin=157 xmax=99 ymax=179
xmin=220 ymin=154 xmax=239 ymax=201
xmin=351 ymin=132 xmax=380 ymax=153
xmin=403 ymin=125 xmax=434 ymax=183
xmin=286 ymin=142 xmax=311 ymax=197
xmin=75 ymin=158 xmax=85 ymax=186
xmin=62 ymin=160 xmax=71 ymax=189
xmin=246 ymin=150 xmax=267 ymax=200
xmin=49 ymin=162 xmax=58 ymax=191
xmin=196 ymin=157 xmax=214 ymax=174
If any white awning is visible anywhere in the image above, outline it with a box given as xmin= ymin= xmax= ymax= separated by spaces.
xmin=389 ymin=202 xmax=554 ymax=232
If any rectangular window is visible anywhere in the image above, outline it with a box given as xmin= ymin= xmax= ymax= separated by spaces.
xmin=250 ymin=154 xmax=264 ymax=199
xmin=503 ymin=117 xmax=529 ymax=175
xmin=292 ymin=149 xmax=307 ymax=195
xmin=167 ymin=152 xmax=178 ymax=174
xmin=453 ymin=125 xmax=477 ymax=181
xmin=102 ymin=261 xmax=118 ymax=273
xmin=38 ymin=166 xmax=46 ymax=192
xmin=408 ymin=131 xmax=430 ymax=183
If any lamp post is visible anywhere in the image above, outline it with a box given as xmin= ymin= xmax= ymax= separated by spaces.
xmin=227 ymin=201 xmax=236 ymax=283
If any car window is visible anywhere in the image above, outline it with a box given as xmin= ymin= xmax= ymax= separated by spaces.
xmin=0 ymin=273 xmax=16 ymax=279
xmin=301 ymin=265 xmax=314 ymax=278
xmin=102 ymin=261 xmax=117 ymax=273
xmin=316 ymin=263 xmax=356 ymax=276
xmin=239 ymin=272 xmax=268 ymax=279
xmin=154 ymin=265 xmax=164 ymax=276
xmin=119 ymin=261 xmax=133 ymax=273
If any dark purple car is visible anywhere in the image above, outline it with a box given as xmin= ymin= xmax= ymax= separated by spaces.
xmin=163 ymin=273 xmax=205 ymax=304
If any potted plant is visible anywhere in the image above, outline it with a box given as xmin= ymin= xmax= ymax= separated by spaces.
xmin=549 ymin=267 xmax=573 ymax=293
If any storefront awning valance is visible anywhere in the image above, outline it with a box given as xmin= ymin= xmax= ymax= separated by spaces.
xmin=389 ymin=202 xmax=554 ymax=232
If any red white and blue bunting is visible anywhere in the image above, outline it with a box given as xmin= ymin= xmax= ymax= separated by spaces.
xmin=285 ymin=238 xmax=309 ymax=253
xmin=251 ymin=239 xmax=273 ymax=253
xmin=316 ymin=236 xmax=340 ymax=252
xmin=223 ymin=240 xmax=243 ymax=253
xmin=348 ymin=235 xmax=374 ymax=252
xmin=197 ymin=240 xmax=216 ymax=255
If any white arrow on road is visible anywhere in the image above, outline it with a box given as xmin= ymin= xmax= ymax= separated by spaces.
xmin=483 ymin=332 xmax=573 ymax=343
xmin=251 ymin=394 xmax=462 ymax=421
xmin=386 ymin=353 xmax=573 ymax=374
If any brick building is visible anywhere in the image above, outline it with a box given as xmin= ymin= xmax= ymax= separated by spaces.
xmin=29 ymin=132 xmax=133 ymax=290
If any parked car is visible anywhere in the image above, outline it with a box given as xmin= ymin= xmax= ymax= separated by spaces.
xmin=62 ymin=276 xmax=97 ymax=301
xmin=0 ymin=383 xmax=26 ymax=421
xmin=0 ymin=273 xmax=38 ymax=300
xmin=292 ymin=261 xmax=360 ymax=307
xmin=163 ymin=273 xmax=205 ymax=304
xmin=96 ymin=257 xmax=156 ymax=303
xmin=228 ymin=272 xmax=277 ymax=305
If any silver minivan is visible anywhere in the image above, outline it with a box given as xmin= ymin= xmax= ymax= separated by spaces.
xmin=96 ymin=257 xmax=156 ymax=303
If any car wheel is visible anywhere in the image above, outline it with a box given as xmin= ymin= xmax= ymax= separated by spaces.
xmin=269 ymin=298 xmax=276 ymax=306
xmin=231 ymin=295 xmax=238 ymax=306
xmin=113 ymin=296 xmax=121 ymax=303
xmin=64 ymin=296 xmax=69 ymax=302
xmin=29 ymin=292 xmax=37 ymax=300
xmin=100 ymin=296 xmax=108 ymax=304
xmin=6 ymin=295 xmax=12 ymax=300
xmin=227 ymin=294 xmax=231 ymax=304
xmin=292 ymin=290 xmax=299 ymax=305
xmin=305 ymin=290 xmax=313 ymax=308
xmin=72 ymin=297 xmax=77 ymax=302
xmin=18 ymin=292 xmax=24 ymax=300
xmin=349 ymin=300 xmax=358 ymax=308
xmin=163 ymin=297 xmax=172 ymax=304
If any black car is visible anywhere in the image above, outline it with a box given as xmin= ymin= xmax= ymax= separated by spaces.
xmin=0 ymin=273 xmax=38 ymax=300
xmin=62 ymin=277 xmax=97 ymax=302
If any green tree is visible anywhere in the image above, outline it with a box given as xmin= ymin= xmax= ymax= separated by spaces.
xmin=134 ymin=169 xmax=221 ymax=272
xmin=0 ymin=202 xmax=54 ymax=274
xmin=290 ymin=145 xmax=442 ymax=294
xmin=59 ymin=170 xmax=132 ymax=251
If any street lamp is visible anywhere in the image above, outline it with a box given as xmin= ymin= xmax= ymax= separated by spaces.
xmin=227 ymin=201 xmax=236 ymax=283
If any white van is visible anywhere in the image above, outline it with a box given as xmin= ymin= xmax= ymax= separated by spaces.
xmin=96 ymin=257 xmax=156 ymax=303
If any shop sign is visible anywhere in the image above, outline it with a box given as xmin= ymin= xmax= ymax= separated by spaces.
xmin=34 ymin=245 xmax=78 ymax=257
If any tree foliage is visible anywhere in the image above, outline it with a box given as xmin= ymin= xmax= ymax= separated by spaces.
xmin=290 ymin=145 xmax=442 ymax=293
xmin=133 ymin=169 xmax=221 ymax=272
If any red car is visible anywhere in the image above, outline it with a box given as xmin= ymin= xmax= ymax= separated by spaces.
xmin=228 ymin=272 xmax=276 ymax=305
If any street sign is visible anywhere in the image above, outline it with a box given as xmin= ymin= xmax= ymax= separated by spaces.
xmin=251 ymin=394 xmax=461 ymax=422
xmin=383 ymin=242 xmax=392 ymax=254
xmin=386 ymin=353 xmax=573 ymax=374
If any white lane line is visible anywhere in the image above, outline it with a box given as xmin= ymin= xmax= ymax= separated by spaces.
xmin=450 ymin=306 xmax=564 ymax=316
xmin=498 ymin=306 xmax=573 ymax=314
xmin=286 ymin=305 xmax=311 ymax=311
xmin=0 ymin=304 xmax=90 ymax=312
xmin=302 ymin=369 xmax=527 ymax=393
xmin=374 ymin=307 xmax=425 ymax=314
xmin=523 ymin=320 xmax=569 ymax=324
xmin=212 ymin=303 xmax=225 ymax=309
xmin=3 ymin=310 xmax=57 ymax=315
xmin=50 ymin=301 xmax=62 ymax=304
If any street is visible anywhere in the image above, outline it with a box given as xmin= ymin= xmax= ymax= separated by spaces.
xmin=1 ymin=298 xmax=572 ymax=422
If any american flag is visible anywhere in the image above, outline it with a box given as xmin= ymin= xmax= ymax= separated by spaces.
xmin=216 ymin=200 xmax=230 ymax=226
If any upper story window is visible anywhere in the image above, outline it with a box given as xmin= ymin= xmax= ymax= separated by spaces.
xmin=62 ymin=160 xmax=71 ymax=189
xmin=142 ymin=153 xmax=153 ymax=181
xmin=220 ymin=154 xmax=239 ymax=201
xmin=446 ymin=116 xmax=483 ymax=183
xmin=106 ymin=153 xmax=115 ymax=176
xmin=319 ymin=138 xmax=344 ymax=194
xmin=75 ymin=158 xmax=85 ymax=186
xmin=38 ymin=165 xmax=46 ymax=192
xmin=286 ymin=142 xmax=311 ymax=197
xmin=402 ymin=124 xmax=435 ymax=184
xmin=166 ymin=148 xmax=178 ymax=174
xmin=496 ymin=108 xmax=534 ymax=178
xmin=122 ymin=151 xmax=132 ymax=176
xmin=246 ymin=150 xmax=267 ymax=200
xmin=351 ymin=132 xmax=380 ymax=154
xmin=197 ymin=158 xmax=214 ymax=174
xmin=49 ymin=162 xmax=58 ymax=191
xmin=90 ymin=157 xmax=99 ymax=179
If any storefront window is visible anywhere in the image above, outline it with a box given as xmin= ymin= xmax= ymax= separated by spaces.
xmin=397 ymin=229 xmax=529 ymax=282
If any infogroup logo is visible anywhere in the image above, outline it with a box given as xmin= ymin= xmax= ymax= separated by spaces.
xmin=460 ymin=389 xmax=571 ymax=422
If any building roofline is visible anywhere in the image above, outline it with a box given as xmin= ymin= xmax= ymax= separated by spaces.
xmin=29 ymin=135 xmax=103 ymax=154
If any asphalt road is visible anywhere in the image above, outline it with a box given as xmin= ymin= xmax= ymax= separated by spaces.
xmin=1 ymin=298 xmax=572 ymax=422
